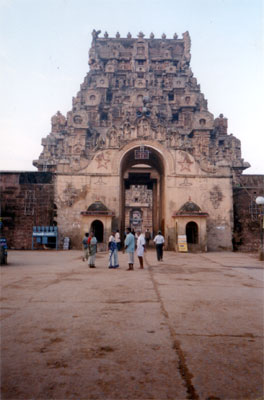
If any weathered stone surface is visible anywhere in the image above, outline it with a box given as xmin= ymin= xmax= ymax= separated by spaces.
xmin=0 ymin=172 xmax=55 ymax=249
xmin=233 ymin=174 xmax=264 ymax=252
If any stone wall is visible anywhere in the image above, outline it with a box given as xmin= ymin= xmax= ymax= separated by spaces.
xmin=0 ymin=172 xmax=55 ymax=249
xmin=1 ymin=170 xmax=263 ymax=252
xmin=233 ymin=175 xmax=264 ymax=252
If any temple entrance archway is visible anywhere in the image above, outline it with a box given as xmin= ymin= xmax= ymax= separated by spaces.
xmin=120 ymin=145 xmax=165 ymax=240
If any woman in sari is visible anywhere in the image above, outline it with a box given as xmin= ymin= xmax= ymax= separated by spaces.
xmin=108 ymin=231 xmax=119 ymax=269
xmin=88 ymin=231 xmax=97 ymax=268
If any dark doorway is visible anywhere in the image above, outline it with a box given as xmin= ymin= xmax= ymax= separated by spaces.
xmin=120 ymin=146 xmax=165 ymax=239
xmin=186 ymin=221 xmax=198 ymax=244
xmin=91 ymin=220 xmax=104 ymax=242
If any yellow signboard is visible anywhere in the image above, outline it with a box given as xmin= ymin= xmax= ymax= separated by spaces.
xmin=178 ymin=235 xmax=188 ymax=252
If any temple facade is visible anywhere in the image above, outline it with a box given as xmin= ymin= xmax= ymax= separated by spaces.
xmin=32 ymin=30 xmax=251 ymax=251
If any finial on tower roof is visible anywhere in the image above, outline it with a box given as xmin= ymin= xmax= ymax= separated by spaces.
xmin=92 ymin=29 xmax=101 ymax=40
xmin=104 ymin=31 xmax=109 ymax=38
xmin=138 ymin=31 xmax=145 ymax=38
xmin=150 ymin=32 xmax=154 ymax=39
xmin=127 ymin=32 xmax=132 ymax=39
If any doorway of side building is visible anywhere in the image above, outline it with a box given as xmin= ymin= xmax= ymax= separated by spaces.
xmin=91 ymin=220 xmax=104 ymax=243
xmin=186 ymin=221 xmax=198 ymax=245
xmin=120 ymin=145 xmax=165 ymax=240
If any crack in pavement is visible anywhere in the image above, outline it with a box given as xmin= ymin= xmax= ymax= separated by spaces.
xmin=145 ymin=254 xmax=199 ymax=400
xmin=199 ymin=254 xmax=264 ymax=270
xmin=174 ymin=333 xmax=263 ymax=338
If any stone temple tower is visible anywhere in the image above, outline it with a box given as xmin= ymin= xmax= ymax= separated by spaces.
xmin=34 ymin=30 xmax=249 ymax=251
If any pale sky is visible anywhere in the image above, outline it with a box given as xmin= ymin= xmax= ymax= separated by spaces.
xmin=0 ymin=0 xmax=263 ymax=174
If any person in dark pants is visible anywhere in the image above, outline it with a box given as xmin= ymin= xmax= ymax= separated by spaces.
xmin=153 ymin=231 xmax=165 ymax=261
xmin=145 ymin=229 xmax=151 ymax=248
xmin=82 ymin=232 xmax=89 ymax=261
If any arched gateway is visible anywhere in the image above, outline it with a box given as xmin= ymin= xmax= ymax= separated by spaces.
xmin=119 ymin=145 xmax=165 ymax=238
xmin=33 ymin=30 xmax=249 ymax=251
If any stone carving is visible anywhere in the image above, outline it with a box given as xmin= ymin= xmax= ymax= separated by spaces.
xmin=137 ymin=118 xmax=150 ymax=138
xmin=73 ymin=143 xmax=82 ymax=154
xmin=60 ymin=183 xmax=87 ymax=207
xmin=107 ymin=128 xmax=119 ymax=148
xmin=92 ymin=29 xmax=101 ymax=40
xmin=214 ymin=113 xmax=228 ymax=135
xmin=34 ymin=32 xmax=248 ymax=176
xmin=95 ymin=151 xmax=111 ymax=169
xmin=123 ymin=121 xmax=131 ymax=139
xmin=51 ymin=111 xmax=66 ymax=133
xmin=155 ymin=124 xmax=166 ymax=141
xmin=94 ymin=176 xmax=107 ymax=185
xmin=199 ymin=157 xmax=217 ymax=174
xmin=209 ymin=185 xmax=223 ymax=209
xmin=182 ymin=31 xmax=191 ymax=62
xmin=179 ymin=177 xmax=192 ymax=186
xmin=105 ymin=59 xmax=117 ymax=73
xmin=178 ymin=151 xmax=194 ymax=172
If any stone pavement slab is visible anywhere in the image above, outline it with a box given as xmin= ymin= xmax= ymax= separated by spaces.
xmin=1 ymin=250 xmax=263 ymax=400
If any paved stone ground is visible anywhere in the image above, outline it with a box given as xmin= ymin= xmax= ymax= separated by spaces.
xmin=1 ymin=250 xmax=263 ymax=400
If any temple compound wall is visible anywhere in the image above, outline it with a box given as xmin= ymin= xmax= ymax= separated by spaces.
xmin=0 ymin=172 xmax=55 ymax=249
xmin=1 ymin=30 xmax=262 ymax=252
xmin=233 ymin=175 xmax=264 ymax=252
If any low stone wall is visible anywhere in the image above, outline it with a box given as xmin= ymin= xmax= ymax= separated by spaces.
xmin=0 ymin=172 xmax=55 ymax=249
xmin=233 ymin=174 xmax=264 ymax=252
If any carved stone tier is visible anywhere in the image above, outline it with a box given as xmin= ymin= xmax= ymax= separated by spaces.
xmin=34 ymin=31 xmax=248 ymax=174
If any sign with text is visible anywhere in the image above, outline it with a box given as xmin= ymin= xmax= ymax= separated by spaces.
xmin=178 ymin=235 xmax=188 ymax=252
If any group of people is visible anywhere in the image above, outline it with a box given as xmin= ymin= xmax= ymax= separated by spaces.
xmin=82 ymin=231 xmax=97 ymax=268
xmin=82 ymin=228 xmax=165 ymax=270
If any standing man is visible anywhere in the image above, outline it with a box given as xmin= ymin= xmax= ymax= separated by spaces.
xmin=108 ymin=231 xmax=119 ymax=269
xmin=145 ymin=229 xmax=151 ymax=248
xmin=136 ymin=230 xmax=146 ymax=269
xmin=124 ymin=227 xmax=135 ymax=271
xmin=153 ymin=230 xmax=165 ymax=261
xmin=82 ymin=232 xmax=89 ymax=261
xmin=88 ymin=231 xmax=97 ymax=268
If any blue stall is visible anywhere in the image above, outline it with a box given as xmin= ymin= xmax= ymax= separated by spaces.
xmin=32 ymin=226 xmax=58 ymax=250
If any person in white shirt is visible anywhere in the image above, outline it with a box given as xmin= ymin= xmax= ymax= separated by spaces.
xmin=153 ymin=231 xmax=165 ymax=261
xmin=108 ymin=232 xmax=119 ymax=269
xmin=136 ymin=230 xmax=146 ymax=269
xmin=115 ymin=229 xmax=121 ymax=251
